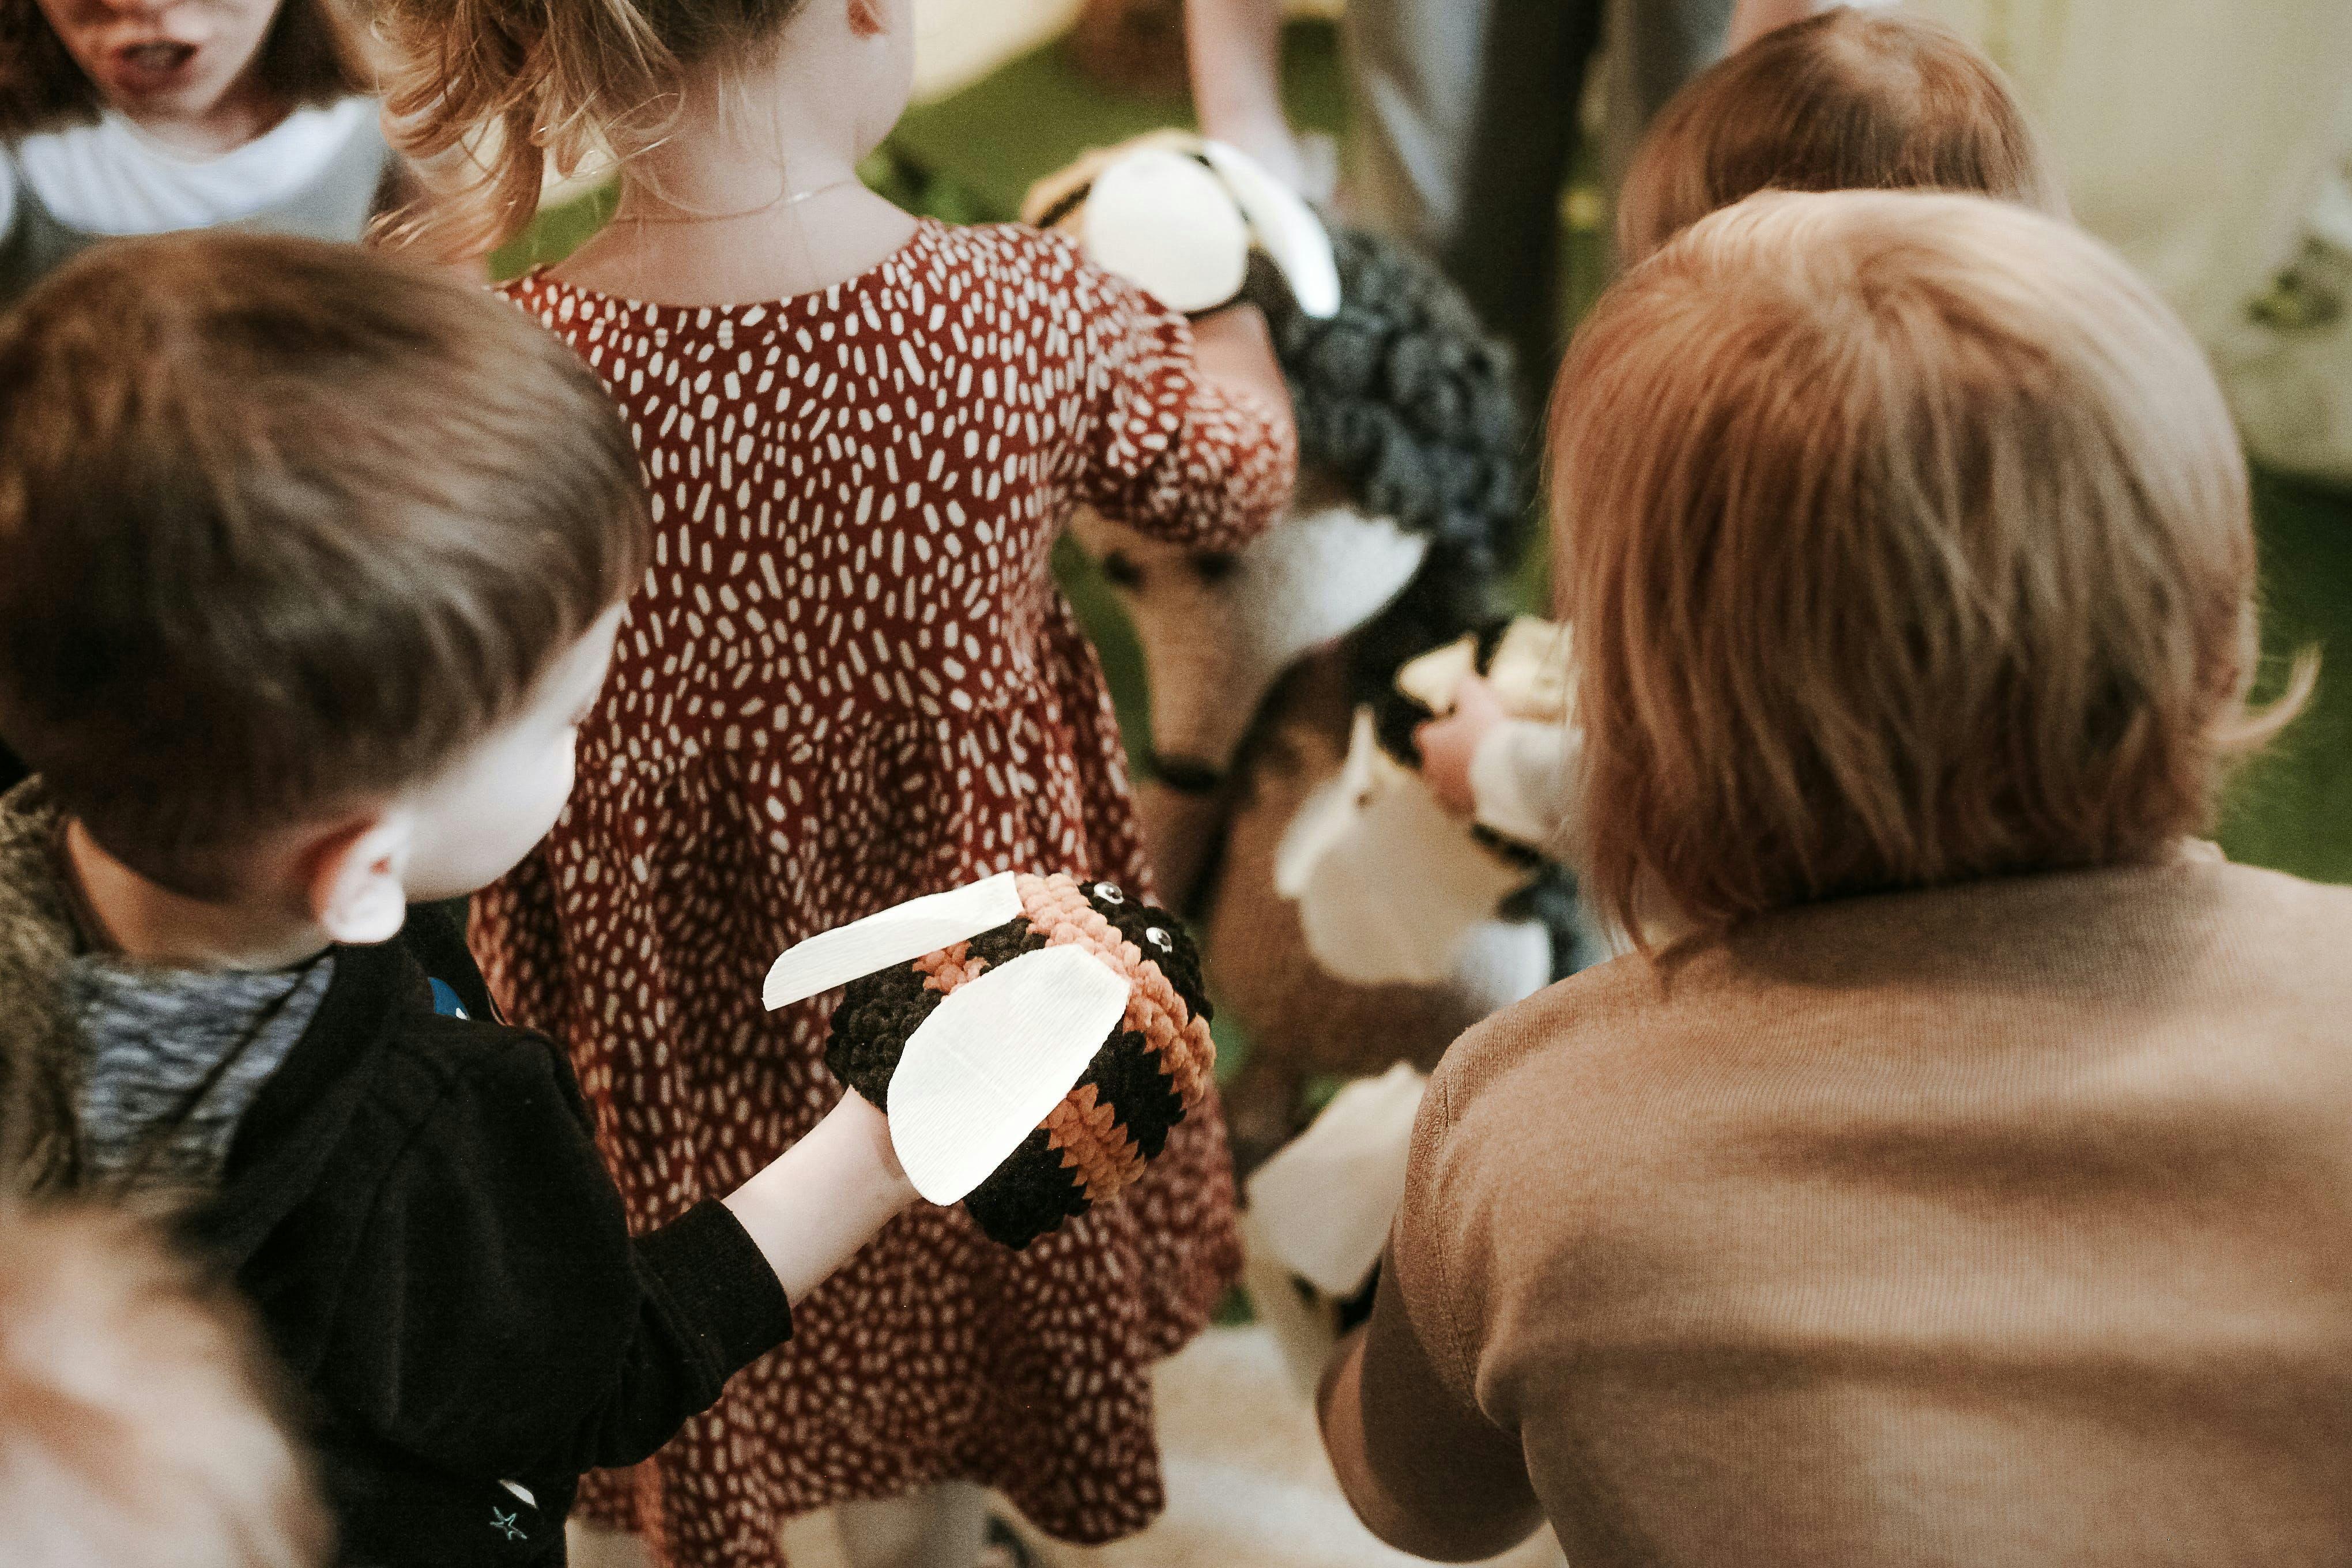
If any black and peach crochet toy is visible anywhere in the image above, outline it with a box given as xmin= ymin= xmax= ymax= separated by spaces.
xmin=764 ymin=872 xmax=1215 ymax=1250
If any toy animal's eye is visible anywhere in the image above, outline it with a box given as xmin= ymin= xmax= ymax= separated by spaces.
xmin=1095 ymin=883 xmax=1124 ymax=904
xmin=1190 ymin=551 xmax=1239 ymax=583
xmin=1145 ymin=926 xmax=1173 ymax=950
xmin=1102 ymin=551 xmax=1143 ymax=587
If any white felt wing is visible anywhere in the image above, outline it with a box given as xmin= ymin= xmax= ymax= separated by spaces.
xmin=1203 ymin=140 xmax=1344 ymax=321
xmin=887 ymin=945 xmax=1133 ymax=1206
xmin=762 ymin=872 xmax=1026 ymax=1011
xmin=1083 ymin=147 xmax=1252 ymax=314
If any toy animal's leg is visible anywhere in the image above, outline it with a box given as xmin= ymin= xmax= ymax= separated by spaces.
xmin=1223 ymin=1041 xmax=1310 ymax=1183
xmin=836 ymin=1482 xmax=993 ymax=1568
xmin=1134 ymin=779 xmax=1231 ymax=915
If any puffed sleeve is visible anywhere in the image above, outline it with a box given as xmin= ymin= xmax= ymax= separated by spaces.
xmin=1064 ymin=246 xmax=1297 ymax=552
xmin=314 ymin=1024 xmax=792 ymax=1483
xmin=1318 ymin=1069 xmax=1546 ymax=1562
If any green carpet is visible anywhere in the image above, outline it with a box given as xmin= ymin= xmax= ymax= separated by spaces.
xmin=501 ymin=21 xmax=2352 ymax=888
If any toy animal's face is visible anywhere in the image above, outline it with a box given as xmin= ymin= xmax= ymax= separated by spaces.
xmin=1072 ymin=472 xmax=1428 ymax=790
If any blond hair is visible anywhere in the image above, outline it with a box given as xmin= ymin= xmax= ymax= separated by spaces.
xmin=0 ymin=1204 xmax=330 ymax=1568
xmin=370 ymin=0 xmax=810 ymax=257
xmin=1554 ymin=190 xmax=2309 ymax=941
xmin=1618 ymin=7 xmax=2064 ymax=263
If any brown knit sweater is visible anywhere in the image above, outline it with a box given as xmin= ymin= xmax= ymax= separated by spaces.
xmin=1320 ymin=848 xmax=2352 ymax=1566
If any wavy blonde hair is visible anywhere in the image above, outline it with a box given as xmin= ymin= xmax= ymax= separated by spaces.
xmin=1554 ymin=190 xmax=2310 ymax=941
xmin=1618 ymin=7 xmax=2064 ymax=263
xmin=0 ymin=1204 xmax=330 ymax=1568
xmin=369 ymin=0 xmax=811 ymax=257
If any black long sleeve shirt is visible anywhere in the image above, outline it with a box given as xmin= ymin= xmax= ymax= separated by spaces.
xmin=189 ymin=907 xmax=793 ymax=1566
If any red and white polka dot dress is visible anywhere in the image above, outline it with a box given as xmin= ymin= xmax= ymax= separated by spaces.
xmin=478 ymin=220 xmax=1292 ymax=1566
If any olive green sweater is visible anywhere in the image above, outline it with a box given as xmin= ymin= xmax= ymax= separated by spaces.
xmin=1322 ymin=847 xmax=2352 ymax=1566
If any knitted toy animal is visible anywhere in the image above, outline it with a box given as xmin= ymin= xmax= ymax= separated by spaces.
xmin=764 ymin=872 xmax=1215 ymax=1250
xmin=1027 ymin=140 xmax=1582 ymax=1170
xmin=1277 ymin=617 xmax=1576 ymax=987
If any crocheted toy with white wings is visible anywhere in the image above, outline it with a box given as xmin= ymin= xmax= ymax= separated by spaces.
xmin=764 ymin=872 xmax=1216 ymax=1250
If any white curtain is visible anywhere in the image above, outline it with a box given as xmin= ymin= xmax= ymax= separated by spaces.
xmin=1906 ymin=0 xmax=2352 ymax=483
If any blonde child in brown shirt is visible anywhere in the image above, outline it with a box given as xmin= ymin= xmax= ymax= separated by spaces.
xmin=1321 ymin=186 xmax=2352 ymax=1568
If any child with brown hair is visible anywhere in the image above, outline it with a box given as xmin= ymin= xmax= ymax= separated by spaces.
xmin=1322 ymin=187 xmax=2352 ymax=1567
xmin=1418 ymin=3 xmax=2067 ymax=846
xmin=0 ymin=0 xmax=404 ymax=301
xmin=365 ymin=2 xmax=1296 ymax=1563
xmin=0 ymin=1203 xmax=330 ymax=1568
xmin=0 ymin=0 xmax=418 ymax=796
xmin=1614 ymin=3 xmax=2064 ymax=259
xmin=0 ymin=229 xmax=1001 ymax=1565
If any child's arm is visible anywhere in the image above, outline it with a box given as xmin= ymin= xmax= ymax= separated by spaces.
xmin=723 ymin=1090 xmax=917 ymax=1305
xmin=307 ymin=1036 xmax=912 ymax=1492
xmin=1186 ymin=0 xmax=1311 ymax=191
xmin=1191 ymin=303 xmax=1294 ymax=434
xmin=1071 ymin=263 xmax=1298 ymax=555
xmin=1415 ymin=674 xmax=1511 ymax=819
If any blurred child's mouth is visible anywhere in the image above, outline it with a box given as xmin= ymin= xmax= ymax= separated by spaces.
xmin=109 ymin=40 xmax=200 ymax=90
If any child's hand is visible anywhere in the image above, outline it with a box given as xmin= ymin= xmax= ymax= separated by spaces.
xmin=1415 ymin=674 xmax=1507 ymax=819
xmin=723 ymin=1088 xmax=919 ymax=1306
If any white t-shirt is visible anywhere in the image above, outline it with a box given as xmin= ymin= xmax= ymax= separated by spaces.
xmin=0 ymin=96 xmax=374 ymax=240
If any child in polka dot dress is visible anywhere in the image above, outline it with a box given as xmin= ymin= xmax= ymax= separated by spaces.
xmin=371 ymin=0 xmax=1296 ymax=1563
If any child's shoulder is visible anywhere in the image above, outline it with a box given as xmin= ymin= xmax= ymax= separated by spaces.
xmin=278 ymin=916 xmax=583 ymax=1169
xmin=928 ymin=218 xmax=1139 ymax=299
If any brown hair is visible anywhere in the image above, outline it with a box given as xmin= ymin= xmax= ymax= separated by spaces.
xmin=0 ymin=0 xmax=372 ymax=137
xmin=1618 ymin=7 xmax=2064 ymax=263
xmin=0 ymin=230 xmax=649 ymax=898
xmin=371 ymin=0 xmax=809 ymax=257
xmin=1554 ymin=190 xmax=2309 ymax=941
xmin=0 ymin=1203 xmax=330 ymax=1568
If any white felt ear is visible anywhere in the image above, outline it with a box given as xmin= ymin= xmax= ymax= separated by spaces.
xmin=887 ymin=945 xmax=1133 ymax=1206
xmin=763 ymin=872 xmax=1026 ymax=1011
xmin=1203 ymin=140 xmax=1343 ymax=320
xmin=1083 ymin=147 xmax=1252 ymax=314
xmin=1394 ymin=635 xmax=1481 ymax=716
xmin=1484 ymin=617 xmax=1576 ymax=721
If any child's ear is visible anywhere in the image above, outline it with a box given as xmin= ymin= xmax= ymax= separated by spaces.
xmin=306 ymin=815 xmax=415 ymax=947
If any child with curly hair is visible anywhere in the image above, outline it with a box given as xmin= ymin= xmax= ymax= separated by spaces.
xmin=365 ymin=1 xmax=1298 ymax=1563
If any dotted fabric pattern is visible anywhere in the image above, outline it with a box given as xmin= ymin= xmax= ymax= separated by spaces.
xmin=476 ymin=220 xmax=1291 ymax=1566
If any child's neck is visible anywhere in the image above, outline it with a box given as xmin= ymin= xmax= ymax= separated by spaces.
xmin=555 ymin=63 xmax=917 ymax=307
xmin=62 ymin=820 xmax=329 ymax=973
xmin=125 ymin=63 xmax=288 ymax=160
